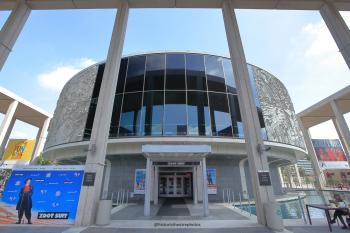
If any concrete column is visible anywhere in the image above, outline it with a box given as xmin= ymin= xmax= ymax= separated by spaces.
xmin=31 ymin=117 xmax=50 ymax=162
xmin=201 ymin=158 xmax=209 ymax=216
xmin=320 ymin=0 xmax=350 ymax=69
xmin=144 ymin=157 xmax=151 ymax=216
xmin=193 ymin=166 xmax=198 ymax=204
xmin=297 ymin=117 xmax=326 ymax=189
xmin=0 ymin=117 xmax=15 ymax=157
xmin=222 ymin=0 xmax=278 ymax=227
xmin=239 ymin=158 xmax=249 ymax=199
xmin=277 ymin=167 xmax=285 ymax=187
xmin=75 ymin=2 xmax=129 ymax=226
xmin=294 ymin=164 xmax=302 ymax=187
xmin=330 ymin=100 xmax=350 ymax=164
xmin=0 ymin=100 xmax=18 ymax=159
xmin=0 ymin=0 xmax=31 ymax=71
xmin=153 ymin=166 xmax=158 ymax=205
xmin=102 ymin=159 xmax=111 ymax=199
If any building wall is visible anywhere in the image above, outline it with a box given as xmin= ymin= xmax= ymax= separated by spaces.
xmin=252 ymin=65 xmax=305 ymax=149
xmin=44 ymin=64 xmax=98 ymax=149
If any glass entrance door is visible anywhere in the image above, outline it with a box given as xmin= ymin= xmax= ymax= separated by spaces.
xmin=159 ymin=172 xmax=192 ymax=197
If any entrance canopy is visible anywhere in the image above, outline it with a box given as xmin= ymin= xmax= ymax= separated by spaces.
xmin=142 ymin=144 xmax=211 ymax=162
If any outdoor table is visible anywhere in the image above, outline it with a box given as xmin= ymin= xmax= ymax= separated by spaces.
xmin=306 ymin=204 xmax=346 ymax=232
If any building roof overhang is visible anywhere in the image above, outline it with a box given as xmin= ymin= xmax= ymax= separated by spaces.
xmin=297 ymin=85 xmax=350 ymax=128
xmin=1 ymin=0 xmax=350 ymax=11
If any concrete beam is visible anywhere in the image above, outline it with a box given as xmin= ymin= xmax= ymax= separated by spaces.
xmin=320 ymin=0 xmax=350 ymax=69
xmin=0 ymin=0 xmax=31 ymax=71
xmin=222 ymin=0 xmax=279 ymax=227
xmin=75 ymin=1 xmax=129 ymax=226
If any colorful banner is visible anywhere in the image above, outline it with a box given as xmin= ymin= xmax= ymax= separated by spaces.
xmin=0 ymin=165 xmax=84 ymax=225
xmin=207 ymin=168 xmax=217 ymax=195
xmin=134 ymin=169 xmax=146 ymax=194
xmin=312 ymin=139 xmax=349 ymax=169
xmin=2 ymin=139 xmax=36 ymax=161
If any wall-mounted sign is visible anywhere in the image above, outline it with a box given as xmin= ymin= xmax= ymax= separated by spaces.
xmin=83 ymin=172 xmax=96 ymax=186
xmin=207 ymin=168 xmax=217 ymax=194
xmin=0 ymin=165 xmax=84 ymax=225
xmin=134 ymin=169 xmax=146 ymax=194
xmin=153 ymin=162 xmax=200 ymax=166
xmin=258 ymin=170 xmax=271 ymax=186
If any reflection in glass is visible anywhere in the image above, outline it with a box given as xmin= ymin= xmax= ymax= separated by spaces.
xmin=119 ymin=92 xmax=142 ymax=136
xmin=166 ymin=54 xmax=186 ymax=90
xmin=141 ymin=91 xmax=164 ymax=136
xmin=164 ymin=91 xmax=187 ymax=135
xmin=125 ymin=56 xmax=146 ymax=92
xmin=209 ymin=92 xmax=232 ymax=136
xmin=205 ymin=55 xmax=226 ymax=92
xmin=228 ymin=94 xmax=244 ymax=138
xmin=116 ymin=58 xmax=128 ymax=94
xmin=110 ymin=94 xmax=123 ymax=138
xmin=186 ymin=54 xmax=207 ymax=91
xmin=187 ymin=91 xmax=211 ymax=136
xmin=223 ymin=59 xmax=237 ymax=94
xmin=144 ymin=54 xmax=165 ymax=91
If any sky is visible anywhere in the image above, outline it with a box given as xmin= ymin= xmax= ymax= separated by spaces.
xmin=0 ymin=8 xmax=349 ymax=140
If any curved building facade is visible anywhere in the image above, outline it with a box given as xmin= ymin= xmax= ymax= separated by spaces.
xmin=43 ymin=52 xmax=306 ymax=202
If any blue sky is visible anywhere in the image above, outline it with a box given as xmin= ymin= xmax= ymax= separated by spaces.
xmin=0 ymin=8 xmax=349 ymax=139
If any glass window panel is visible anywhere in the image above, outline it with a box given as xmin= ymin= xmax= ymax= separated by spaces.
xmin=164 ymin=91 xmax=187 ymax=135
xmin=186 ymin=54 xmax=207 ymax=91
xmin=223 ymin=59 xmax=237 ymax=94
xmin=109 ymin=94 xmax=123 ymax=138
xmin=166 ymin=54 xmax=186 ymax=90
xmin=119 ymin=92 xmax=142 ymax=136
xmin=116 ymin=58 xmax=128 ymax=94
xmin=141 ymin=91 xmax=164 ymax=136
xmin=125 ymin=56 xmax=146 ymax=92
xmin=187 ymin=91 xmax=211 ymax=136
xmin=228 ymin=94 xmax=244 ymax=138
xmin=208 ymin=92 xmax=232 ymax=137
xmin=205 ymin=55 xmax=226 ymax=92
xmin=144 ymin=54 xmax=165 ymax=91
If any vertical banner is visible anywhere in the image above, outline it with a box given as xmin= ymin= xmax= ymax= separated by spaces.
xmin=312 ymin=139 xmax=349 ymax=169
xmin=2 ymin=139 xmax=36 ymax=167
xmin=134 ymin=169 xmax=146 ymax=194
xmin=0 ymin=165 xmax=84 ymax=225
xmin=207 ymin=168 xmax=217 ymax=194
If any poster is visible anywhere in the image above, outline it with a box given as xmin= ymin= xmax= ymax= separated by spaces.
xmin=312 ymin=139 xmax=349 ymax=169
xmin=0 ymin=165 xmax=84 ymax=225
xmin=1 ymin=139 xmax=36 ymax=167
xmin=134 ymin=169 xmax=146 ymax=194
xmin=207 ymin=168 xmax=217 ymax=195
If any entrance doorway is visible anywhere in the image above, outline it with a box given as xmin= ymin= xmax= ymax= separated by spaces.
xmin=159 ymin=172 xmax=192 ymax=198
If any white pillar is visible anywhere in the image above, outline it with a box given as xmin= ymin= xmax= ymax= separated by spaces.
xmin=31 ymin=117 xmax=50 ymax=162
xmin=193 ymin=166 xmax=198 ymax=204
xmin=297 ymin=117 xmax=326 ymax=189
xmin=239 ymin=158 xmax=249 ymax=199
xmin=0 ymin=100 xmax=18 ymax=158
xmin=0 ymin=117 xmax=15 ymax=157
xmin=0 ymin=0 xmax=31 ymax=71
xmin=144 ymin=157 xmax=151 ymax=216
xmin=153 ymin=166 xmax=158 ymax=205
xmin=294 ymin=164 xmax=302 ymax=187
xmin=75 ymin=2 xmax=129 ymax=226
xmin=330 ymin=100 xmax=350 ymax=163
xmin=201 ymin=158 xmax=209 ymax=216
xmin=102 ymin=159 xmax=111 ymax=199
xmin=320 ymin=0 xmax=350 ymax=69
xmin=222 ymin=0 xmax=278 ymax=226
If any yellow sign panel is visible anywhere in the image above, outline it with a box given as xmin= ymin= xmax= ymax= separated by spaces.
xmin=2 ymin=139 xmax=36 ymax=161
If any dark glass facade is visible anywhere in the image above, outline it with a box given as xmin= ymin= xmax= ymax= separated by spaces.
xmin=83 ymin=52 xmax=267 ymax=140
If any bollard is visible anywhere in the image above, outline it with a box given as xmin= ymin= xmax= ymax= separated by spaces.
xmin=264 ymin=202 xmax=284 ymax=231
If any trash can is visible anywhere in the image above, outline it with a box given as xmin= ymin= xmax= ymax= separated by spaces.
xmin=264 ymin=202 xmax=284 ymax=231
xmin=96 ymin=199 xmax=112 ymax=225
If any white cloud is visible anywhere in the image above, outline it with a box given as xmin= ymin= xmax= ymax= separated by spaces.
xmin=10 ymin=130 xmax=29 ymax=139
xmin=37 ymin=58 xmax=96 ymax=92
